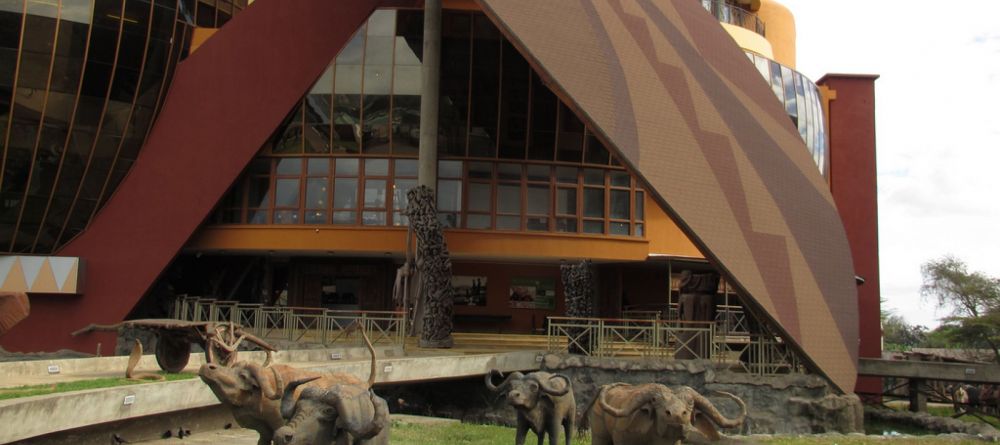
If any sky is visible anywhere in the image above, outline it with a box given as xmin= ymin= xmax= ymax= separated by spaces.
xmin=778 ymin=0 xmax=1000 ymax=328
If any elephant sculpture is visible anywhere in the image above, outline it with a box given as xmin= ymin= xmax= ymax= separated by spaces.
xmin=271 ymin=331 xmax=388 ymax=444
xmin=485 ymin=370 xmax=575 ymax=445
xmin=583 ymin=383 xmax=746 ymax=445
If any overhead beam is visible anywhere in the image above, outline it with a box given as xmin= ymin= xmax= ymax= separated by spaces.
xmin=859 ymin=358 xmax=1000 ymax=384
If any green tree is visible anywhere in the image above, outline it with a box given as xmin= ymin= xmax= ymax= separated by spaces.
xmin=882 ymin=314 xmax=927 ymax=351
xmin=921 ymin=256 xmax=1000 ymax=362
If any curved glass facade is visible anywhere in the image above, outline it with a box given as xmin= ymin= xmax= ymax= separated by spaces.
xmin=215 ymin=9 xmax=647 ymax=238
xmin=0 ymin=0 xmax=246 ymax=254
xmin=746 ymin=51 xmax=828 ymax=175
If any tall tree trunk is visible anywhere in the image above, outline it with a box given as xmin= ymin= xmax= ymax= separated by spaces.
xmin=408 ymin=186 xmax=454 ymax=348
xmin=561 ymin=260 xmax=594 ymax=354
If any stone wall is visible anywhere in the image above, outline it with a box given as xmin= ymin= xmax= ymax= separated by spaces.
xmin=384 ymin=354 xmax=864 ymax=435
xmin=542 ymin=354 xmax=864 ymax=435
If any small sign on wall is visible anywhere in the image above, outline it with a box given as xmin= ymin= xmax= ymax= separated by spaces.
xmin=452 ymin=276 xmax=487 ymax=306
xmin=508 ymin=277 xmax=556 ymax=310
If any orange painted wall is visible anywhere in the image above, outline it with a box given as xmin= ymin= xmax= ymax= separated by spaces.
xmin=451 ymin=261 xmax=564 ymax=333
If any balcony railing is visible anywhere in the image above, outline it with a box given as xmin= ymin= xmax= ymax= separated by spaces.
xmin=173 ymin=296 xmax=406 ymax=347
xmin=701 ymin=0 xmax=766 ymax=37
xmin=547 ymin=315 xmax=803 ymax=376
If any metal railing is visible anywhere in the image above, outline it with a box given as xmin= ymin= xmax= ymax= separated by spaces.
xmin=172 ymin=296 xmax=406 ymax=347
xmin=547 ymin=315 xmax=802 ymax=376
xmin=547 ymin=316 xmax=715 ymax=360
xmin=700 ymin=0 xmax=766 ymax=37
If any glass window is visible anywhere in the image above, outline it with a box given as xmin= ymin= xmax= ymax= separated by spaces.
xmin=498 ymin=40 xmax=529 ymax=159
xmin=781 ymin=65 xmax=797 ymax=118
xmin=395 ymin=159 xmax=418 ymax=177
xmin=467 ymin=214 xmax=490 ymax=229
xmin=334 ymin=27 xmax=365 ymax=153
xmin=635 ymin=191 xmax=645 ymax=221
xmin=497 ymin=184 xmax=521 ymax=214
xmin=526 ymin=165 xmax=549 ymax=182
xmin=393 ymin=178 xmax=416 ymax=210
xmin=556 ymin=218 xmax=577 ymax=233
xmin=333 ymin=211 xmax=356 ymax=225
xmin=556 ymin=167 xmax=578 ymax=184
xmin=557 ymin=103 xmax=584 ymax=162
xmin=497 ymin=215 xmax=520 ymax=230
xmin=334 ymin=178 xmax=358 ymax=209
xmin=609 ymin=171 xmax=630 ymax=187
xmin=308 ymin=158 xmax=330 ymax=175
xmin=365 ymin=158 xmax=389 ymax=176
xmin=468 ymin=162 xmax=492 ymax=179
xmin=335 ymin=158 xmax=359 ymax=176
xmin=439 ymin=160 xmax=462 ymax=178
xmin=610 ymin=190 xmax=629 ymax=220
xmin=248 ymin=177 xmax=270 ymax=208
xmin=438 ymin=11 xmax=471 ymax=156
xmin=610 ymin=222 xmax=629 ymax=236
xmin=305 ymin=178 xmax=328 ymax=209
xmin=585 ymin=133 xmax=610 ymax=165
xmin=526 ymin=217 xmax=548 ymax=232
xmin=583 ymin=220 xmax=603 ymax=234
xmin=276 ymin=158 xmax=302 ymax=175
xmin=468 ymin=14 xmax=500 ymax=157
xmin=557 ymin=188 xmax=576 ymax=215
xmin=468 ymin=183 xmax=491 ymax=212
xmin=274 ymin=210 xmax=298 ymax=225
xmin=363 ymin=211 xmax=386 ymax=226
xmin=498 ymin=163 xmax=521 ymax=181
xmin=584 ymin=169 xmax=604 ymax=185
xmin=437 ymin=179 xmax=461 ymax=212
xmin=275 ymin=179 xmax=300 ymax=208
xmin=583 ymin=188 xmax=604 ymax=218
xmin=527 ymin=185 xmax=550 ymax=214
xmin=364 ymin=179 xmax=387 ymax=208
xmin=528 ymin=72 xmax=556 ymax=160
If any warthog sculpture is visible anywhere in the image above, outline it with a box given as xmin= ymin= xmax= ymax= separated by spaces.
xmin=583 ymin=383 xmax=746 ymax=445
xmin=485 ymin=370 xmax=575 ymax=445
xmin=272 ymin=331 xmax=388 ymax=445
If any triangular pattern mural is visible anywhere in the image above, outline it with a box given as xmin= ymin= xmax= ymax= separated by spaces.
xmin=0 ymin=256 xmax=82 ymax=294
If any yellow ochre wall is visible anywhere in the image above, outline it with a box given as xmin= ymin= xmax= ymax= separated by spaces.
xmin=756 ymin=0 xmax=796 ymax=68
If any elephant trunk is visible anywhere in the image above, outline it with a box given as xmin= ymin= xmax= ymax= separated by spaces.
xmin=484 ymin=370 xmax=523 ymax=393
xmin=599 ymin=384 xmax=654 ymax=418
xmin=243 ymin=362 xmax=279 ymax=400
xmin=537 ymin=374 xmax=571 ymax=396
xmin=280 ymin=376 xmax=322 ymax=419
xmin=692 ymin=390 xmax=747 ymax=429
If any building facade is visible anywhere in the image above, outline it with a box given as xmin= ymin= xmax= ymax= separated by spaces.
xmin=0 ymin=0 xmax=879 ymax=394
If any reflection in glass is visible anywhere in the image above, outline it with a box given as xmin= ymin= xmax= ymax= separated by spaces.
xmin=498 ymin=40 xmax=529 ymax=159
xmin=275 ymin=179 xmax=300 ymax=208
xmin=528 ymin=72 xmax=556 ymax=161
xmin=438 ymin=12 xmax=470 ymax=156
xmin=468 ymin=14 xmax=500 ymax=157
xmin=468 ymin=182 xmax=491 ymax=212
xmin=437 ymin=179 xmax=461 ymax=212
xmin=583 ymin=188 xmax=603 ymax=218
xmin=334 ymin=178 xmax=358 ymax=209
xmin=497 ymin=184 xmax=520 ymax=214
xmin=364 ymin=179 xmax=387 ymax=208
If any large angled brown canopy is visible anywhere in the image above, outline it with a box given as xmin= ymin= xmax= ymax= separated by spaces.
xmin=478 ymin=0 xmax=858 ymax=391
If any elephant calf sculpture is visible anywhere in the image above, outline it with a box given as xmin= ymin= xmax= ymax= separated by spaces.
xmin=583 ymin=383 xmax=746 ymax=445
xmin=272 ymin=331 xmax=389 ymax=445
xmin=485 ymin=370 xmax=575 ymax=445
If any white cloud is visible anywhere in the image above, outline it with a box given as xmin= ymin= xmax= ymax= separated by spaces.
xmin=780 ymin=0 xmax=1000 ymax=328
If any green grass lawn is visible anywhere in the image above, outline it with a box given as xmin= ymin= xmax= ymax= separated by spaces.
xmin=0 ymin=372 xmax=198 ymax=401
xmin=389 ymin=422 xmax=987 ymax=445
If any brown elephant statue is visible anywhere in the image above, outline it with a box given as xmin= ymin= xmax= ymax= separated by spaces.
xmin=583 ymin=383 xmax=746 ymax=445
xmin=485 ymin=370 xmax=575 ymax=445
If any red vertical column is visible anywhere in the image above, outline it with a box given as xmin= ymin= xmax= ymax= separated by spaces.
xmin=818 ymin=74 xmax=881 ymax=397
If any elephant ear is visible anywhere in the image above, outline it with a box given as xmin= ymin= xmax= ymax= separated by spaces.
xmin=692 ymin=413 xmax=722 ymax=441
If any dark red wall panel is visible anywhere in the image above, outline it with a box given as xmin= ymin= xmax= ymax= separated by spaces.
xmin=820 ymin=74 xmax=881 ymax=395
xmin=0 ymin=0 xmax=396 ymax=352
